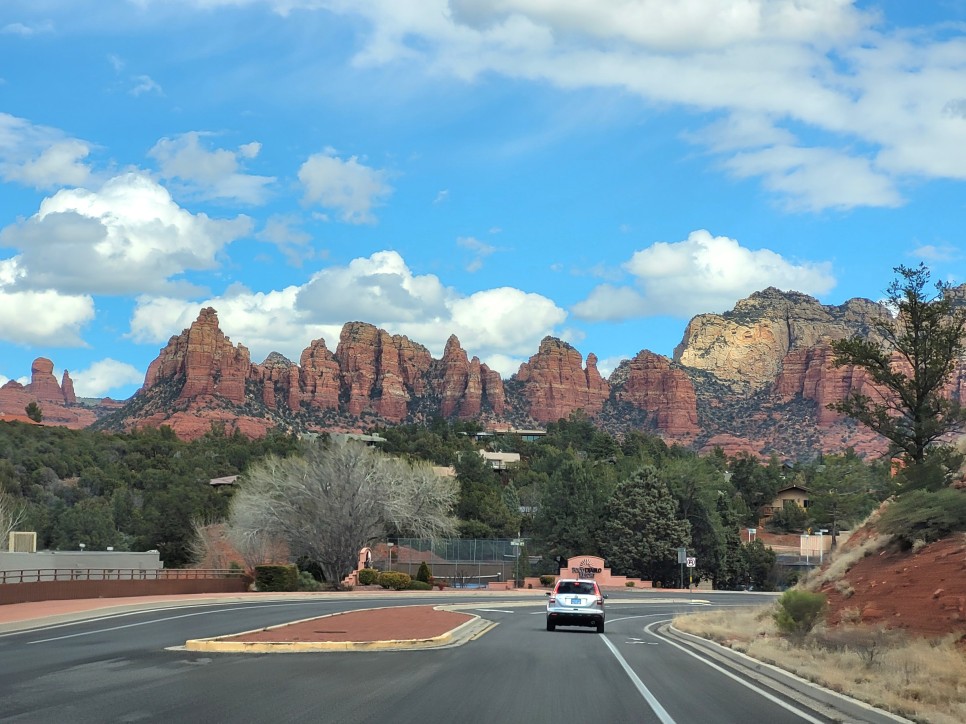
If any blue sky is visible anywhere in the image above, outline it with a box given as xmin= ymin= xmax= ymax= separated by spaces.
xmin=1 ymin=0 xmax=965 ymax=400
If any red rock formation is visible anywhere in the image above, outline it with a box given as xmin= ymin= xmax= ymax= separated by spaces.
xmin=144 ymin=308 xmax=251 ymax=403
xmin=28 ymin=358 xmax=66 ymax=404
xmin=298 ymin=340 xmax=340 ymax=411
xmin=61 ymin=371 xmax=77 ymax=404
xmin=0 ymin=365 xmax=96 ymax=429
xmin=514 ymin=337 xmax=610 ymax=421
xmin=611 ymin=351 xmax=699 ymax=437
xmin=334 ymin=322 xmax=433 ymax=421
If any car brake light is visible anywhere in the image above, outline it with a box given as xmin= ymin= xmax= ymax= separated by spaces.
xmin=596 ymin=596 xmax=604 ymax=605
xmin=548 ymin=597 xmax=555 ymax=604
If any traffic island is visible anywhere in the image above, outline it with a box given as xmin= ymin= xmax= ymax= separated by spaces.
xmin=184 ymin=604 xmax=494 ymax=653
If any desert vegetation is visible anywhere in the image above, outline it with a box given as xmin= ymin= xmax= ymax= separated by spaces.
xmin=674 ymin=603 xmax=966 ymax=724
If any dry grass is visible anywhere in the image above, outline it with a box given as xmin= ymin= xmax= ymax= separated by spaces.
xmin=675 ymin=607 xmax=966 ymax=724
xmin=804 ymin=532 xmax=890 ymax=590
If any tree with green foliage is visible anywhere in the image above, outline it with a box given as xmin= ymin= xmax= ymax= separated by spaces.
xmin=24 ymin=402 xmax=42 ymax=423
xmin=831 ymin=263 xmax=966 ymax=489
xmin=597 ymin=466 xmax=690 ymax=584
xmin=713 ymin=494 xmax=748 ymax=590
xmin=416 ymin=560 xmax=432 ymax=584
xmin=741 ymin=538 xmax=777 ymax=591
xmin=729 ymin=453 xmax=784 ymax=525
xmin=454 ymin=449 xmax=518 ymax=537
xmin=532 ymin=457 xmax=612 ymax=561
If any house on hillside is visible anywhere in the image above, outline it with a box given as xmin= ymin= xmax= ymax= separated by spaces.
xmin=761 ymin=484 xmax=810 ymax=519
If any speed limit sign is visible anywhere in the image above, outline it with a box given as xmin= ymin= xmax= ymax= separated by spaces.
xmin=686 ymin=557 xmax=696 ymax=568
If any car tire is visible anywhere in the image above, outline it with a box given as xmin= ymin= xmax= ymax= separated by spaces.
xmin=596 ymin=620 xmax=604 ymax=634
xmin=546 ymin=619 xmax=555 ymax=632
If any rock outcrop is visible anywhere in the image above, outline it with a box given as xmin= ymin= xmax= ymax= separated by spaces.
xmin=515 ymin=337 xmax=609 ymax=421
xmin=610 ymin=351 xmax=699 ymax=437
xmin=20 ymin=282 xmax=966 ymax=459
xmin=0 ymin=358 xmax=97 ymax=428
xmin=674 ymin=288 xmax=889 ymax=391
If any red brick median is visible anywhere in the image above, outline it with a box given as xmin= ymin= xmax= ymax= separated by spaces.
xmin=223 ymin=605 xmax=474 ymax=643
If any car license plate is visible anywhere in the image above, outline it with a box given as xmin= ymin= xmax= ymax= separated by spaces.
xmin=570 ymin=597 xmax=581 ymax=604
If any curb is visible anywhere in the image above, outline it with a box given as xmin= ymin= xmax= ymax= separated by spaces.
xmin=184 ymin=605 xmax=494 ymax=653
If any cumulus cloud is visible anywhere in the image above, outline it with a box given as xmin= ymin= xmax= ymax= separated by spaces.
xmin=130 ymin=250 xmax=566 ymax=372
xmin=572 ymin=229 xmax=836 ymax=320
xmin=2 ymin=21 xmax=54 ymax=36
xmin=149 ymin=132 xmax=275 ymax=204
xmin=0 ymin=113 xmax=93 ymax=189
xmin=0 ymin=288 xmax=94 ymax=346
xmin=298 ymin=149 xmax=392 ymax=224
xmin=71 ymin=358 xmax=145 ymax=398
xmin=912 ymin=244 xmax=959 ymax=263
xmin=0 ymin=172 xmax=253 ymax=296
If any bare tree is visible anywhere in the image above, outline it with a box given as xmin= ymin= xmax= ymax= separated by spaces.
xmin=228 ymin=439 xmax=458 ymax=584
xmin=0 ymin=490 xmax=26 ymax=550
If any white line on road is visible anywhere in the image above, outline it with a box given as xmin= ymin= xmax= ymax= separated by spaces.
xmin=473 ymin=609 xmax=514 ymax=613
xmin=600 ymin=635 xmax=676 ymax=724
xmin=25 ymin=602 xmax=319 ymax=644
xmin=644 ymin=621 xmax=825 ymax=724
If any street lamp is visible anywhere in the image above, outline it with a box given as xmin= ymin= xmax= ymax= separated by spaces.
xmin=386 ymin=542 xmax=394 ymax=572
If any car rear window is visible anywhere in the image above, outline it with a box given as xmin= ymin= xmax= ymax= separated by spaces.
xmin=557 ymin=581 xmax=596 ymax=595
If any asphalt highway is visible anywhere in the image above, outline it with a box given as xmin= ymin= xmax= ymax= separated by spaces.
xmin=0 ymin=591 xmax=893 ymax=723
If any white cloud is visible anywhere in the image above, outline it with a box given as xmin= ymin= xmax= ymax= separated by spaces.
xmin=275 ymin=0 xmax=964 ymax=211
xmin=572 ymin=229 xmax=836 ymax=320
xmin=256 ymin=214 xmax=316 ymax=266
xmin=0 ymin=172 xmax=253 ymax=296
xmin=71 ymin=358 xmax=145 ymax=398
xmin=458 ymin=235 xmax=499 ymax=272
xmin=130 ymin=249 xmax=567 ymax=371
xmin=2 ymin=21 xmax=54 ymax=36
xmin=130 ymin=74 xmax=163 ymax=96
xmin=912 ymin=244 xmax=960 ymax=263
xmin=149 ymin=132 xmax=275 ymax=204
xmin=298 ymin=150 xmax=392 ymax=224
xmin=0 ymin=113 xmax=94 ymax=190
xmin=723 ymin=145 xmax=903 ymax=211
xmin=0 ymin=288 xmax=94 ymax=346
xmin=297 ymin=250 xmax=453 ymax=323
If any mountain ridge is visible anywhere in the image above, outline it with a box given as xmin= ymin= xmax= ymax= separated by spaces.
xmin=6 ymin=286 xmax=965 ymax=460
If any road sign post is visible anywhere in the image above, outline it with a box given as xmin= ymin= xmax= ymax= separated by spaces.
xmin=677 ymin=547 xmax=687 ymax=589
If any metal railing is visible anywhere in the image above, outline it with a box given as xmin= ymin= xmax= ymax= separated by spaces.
xmin=0 ymin=568 xmax=246 ymax=585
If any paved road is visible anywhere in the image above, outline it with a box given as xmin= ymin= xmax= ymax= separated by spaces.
xmin=0 ymin=592 xmax=880 ymax=723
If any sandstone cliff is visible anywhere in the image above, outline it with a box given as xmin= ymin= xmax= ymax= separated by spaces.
xmin=23 ymin=284 xmax=966 ymax=459
xmin=674 ymin=288 xmax=889 ymax=392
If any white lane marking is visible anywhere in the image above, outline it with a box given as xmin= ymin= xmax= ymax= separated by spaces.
xmin=644 ymin=621 xmax=825 ymax=724
xmin=474 ymin=609 xmax=514 ymax=613
xmin=26 ymin=603 xmax=322 ymax=644
xmin=600 ymin=635 xmax=676 ymax=724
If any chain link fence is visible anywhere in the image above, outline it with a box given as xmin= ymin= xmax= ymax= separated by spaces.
xmin=370 ymin=538 xmax=530 ymax=587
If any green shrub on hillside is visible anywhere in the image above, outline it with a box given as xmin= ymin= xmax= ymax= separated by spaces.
xmin=406 ymin=580 xmax=432 ymax=590
xmin=416 ymin=561 xmax=432 ymax=584
xmin=879 ymin=489 xmax=966 ymax=549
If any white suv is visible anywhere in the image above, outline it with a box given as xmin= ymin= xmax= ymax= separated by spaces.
xmin=546 ymin=578 xmax=606 ymax=633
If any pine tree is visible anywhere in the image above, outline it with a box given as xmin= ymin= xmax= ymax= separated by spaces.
xmin=597 ymin=466 xmax=690 ymax=584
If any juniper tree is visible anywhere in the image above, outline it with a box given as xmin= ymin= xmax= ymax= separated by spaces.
xmin=597 ymin=465 xmax=690 ymax=584
xmin=831 ymin=263 xmax=966 ymax=489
